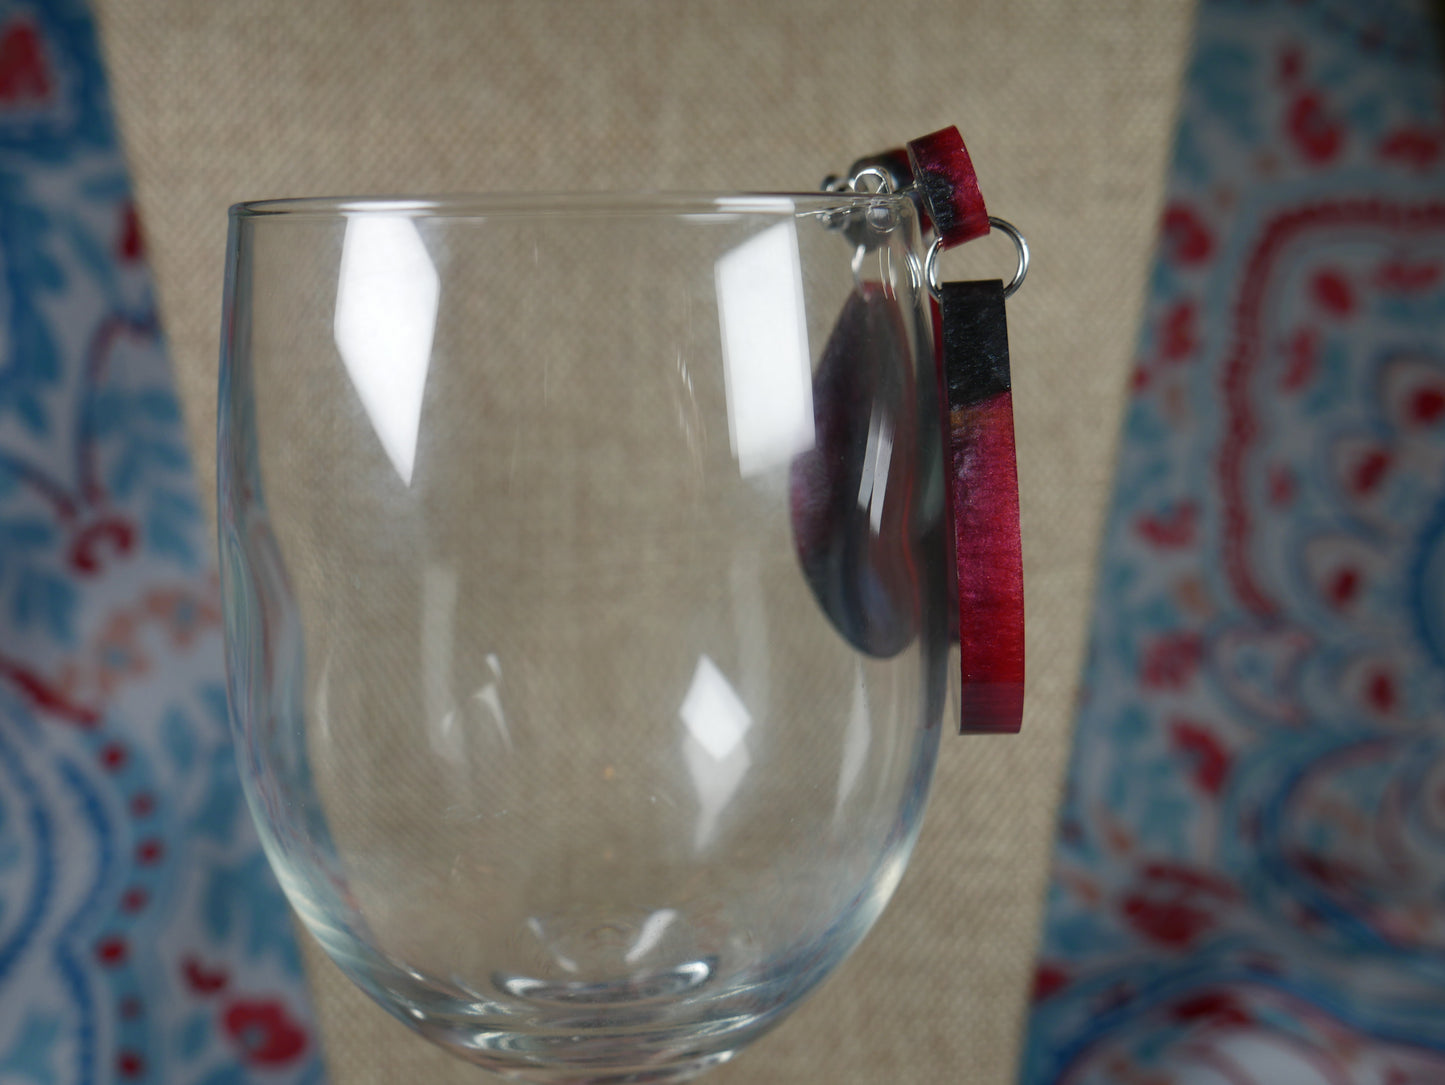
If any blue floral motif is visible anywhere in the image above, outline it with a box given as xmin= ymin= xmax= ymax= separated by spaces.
xmin=1023 ymin=1 xmax=1445 ymax=1082
xmin=0 ymin=2 xmax=321 ymax=1083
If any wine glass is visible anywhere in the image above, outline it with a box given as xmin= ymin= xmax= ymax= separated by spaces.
xmin=218 ymin=190 xmax=949 ymax=1083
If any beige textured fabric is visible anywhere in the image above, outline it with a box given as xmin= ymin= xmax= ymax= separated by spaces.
xmin=90 ymin=2 xmax=1194 ymax=1081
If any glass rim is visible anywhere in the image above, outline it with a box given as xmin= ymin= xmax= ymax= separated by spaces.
xmin=229 ymin=190 xmax=914 ymax=220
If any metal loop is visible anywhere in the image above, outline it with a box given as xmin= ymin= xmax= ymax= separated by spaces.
xmin=925 ymin=216 xmax=1030 ymax=300
xmin=848 ymin=165 xmax=894 ymax=194
xmin=923 ymin=239 xmax=944 ymax=299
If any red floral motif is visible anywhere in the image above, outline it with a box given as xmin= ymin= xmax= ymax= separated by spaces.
xmin=95 ymin=937 xmax=127 ymax=966
xmin=1408 ymin=386 xmax=1445 ymax=426
xmin=222 ymin=999 xmax=309 ymax=1066
xmin=1141 ymin=631 xmax=1204 ymax=690
xmin=118 ymin=202 xmax=144 ymax=262
xmin=68 ymin=518 xmax=135 ymax=575
xmin=1120 ymin=862 xmax=1238 ymax=949
xmin=135 ymin=838 xmax=164 ymax=865
xmin=1034 ymin=964 xmax=1069 ymax=1002
xmin=1170 ymin=719 xmax=1232 ymax=795
xmin=98 ymin=742 xmax=126 ymax=771
xmin=1163 ymin=204 xmax=1215 ymax=266
xmin=1121 ymin=894 xmax=1216 ymax=948
xmin=1137 ymin=501 xmax=1198 ymax=549
xmin=0 ymin=656 xmax=100 ymax=726
xmin=1366 ymin=669 xmax=1397 ymax=714
xmin=1351 ymin=448 xmax=1391 ymax=495
xmin=1160 ymin=301 xmax=1198 ymax=362
xmin=1280 ymin=327 xmax=1318 ymax=392
xmin=120 ymin=887 xmax=147 ymax=913
xmin=1278 ymin=45 xmax=1304 ymax=83
xmin=1286 ymin=91 xmax=1345 ymax=164
xmin=1220 ymin=202 xmax=1445 ymax=618
xmin=1311 ymin=269 xmax=1355 ymax=315
xmin=1376 ymin=259 xmax=1442 ymax=292
xmin=183 ymin=954 xmax=230 ymax=994
xmin=116 ymin=1052 xmax=144 ymax=1078
xmin=1380 ymin=128 xmax=1443 ymax=171
xmin=0 ymin=19 xmax=49 ymax=106
xmin=1293 ymin=851 xmax=1364 ymax=892
xmin=1326 ymin=565 xmax=1361 ymax=609
xmin=1171 ymin=989 xmax=1254 ymax=1027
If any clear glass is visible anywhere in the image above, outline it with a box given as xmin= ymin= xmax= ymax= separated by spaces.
xmin=218 ymin=191 xmax=949 ymax=1083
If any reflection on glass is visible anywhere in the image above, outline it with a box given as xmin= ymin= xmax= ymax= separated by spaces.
xmin=527 ymin=916 xmax=579 ymax=975
xmin=855 ymin=405 xmax=895 ymax=536
xmin=680 ymin=655 xmax=753 ymax=849
xmin=835 ymin=665 xmax=871 ymax=819
xmin=333 ymin=215 xmax=439 ymax=484
xmin=625 ymin=908 xmax=678 ymax=966
xmin=714 ymin=219 xmax=814 ymax=478
xmin=469 ymin=654 xmax=511 ymax=751
xmin=422 ymin=563 xmax=459 ymax=760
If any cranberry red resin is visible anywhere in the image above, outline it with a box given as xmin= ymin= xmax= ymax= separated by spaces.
xmin=906 ymin=126 xmax=991 ymax=247
xmin=938 ymin=280 xmax=1024 ymax=733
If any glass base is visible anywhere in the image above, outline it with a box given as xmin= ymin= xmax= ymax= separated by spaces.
xmin=451 ymin=1048 xmax=735 ymax=1085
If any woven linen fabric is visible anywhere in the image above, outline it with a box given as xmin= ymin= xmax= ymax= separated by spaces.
xmin=1023 ymin=1 xmax=1445 ymax=1081
xmin=90 ymin=2 xmax=1193 ymax=1082
xmin=0 ymin=2 xmax=322 ymax=1083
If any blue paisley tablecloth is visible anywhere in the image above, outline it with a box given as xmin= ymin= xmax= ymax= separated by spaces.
xmin=1023 ymin=1 xmax=1445 ymax=1082
xmin=0 ymin=3 xmax=321 ymax=1083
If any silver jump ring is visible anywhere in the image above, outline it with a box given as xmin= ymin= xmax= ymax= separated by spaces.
xmin=848 ymin=165 xmax=894 ymax=195
xmin=925 ymin=216 xmax=1030 ymax=300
